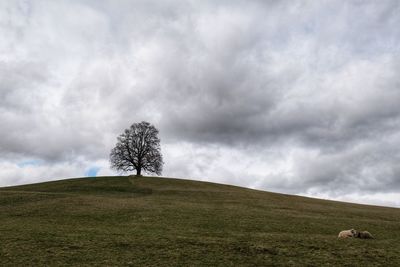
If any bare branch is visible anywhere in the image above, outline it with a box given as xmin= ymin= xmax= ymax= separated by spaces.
xmin=110 ymin=121 xmax=163 ymax=176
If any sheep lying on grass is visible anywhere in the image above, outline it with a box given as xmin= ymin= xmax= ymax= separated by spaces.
xmin=338 ymin=229 xmax=357 ymax=238
xmin=356 ymin=231 xmax=374 ymax=239
xmin=338 ymin=229 xmax=374 ymax=239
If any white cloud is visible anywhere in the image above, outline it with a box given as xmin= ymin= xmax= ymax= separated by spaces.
xmin=0 ymin=158 xmax=110 ymax=187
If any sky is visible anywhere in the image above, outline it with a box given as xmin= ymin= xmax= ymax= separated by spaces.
xmin=1 ymin=0 xmax=400 ymax=207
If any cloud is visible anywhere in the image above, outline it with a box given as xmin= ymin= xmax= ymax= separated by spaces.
xmin=1 ymin=0 xmax=400 ymax=206
xmin=0 ymin=158 xmax=111 ymax=187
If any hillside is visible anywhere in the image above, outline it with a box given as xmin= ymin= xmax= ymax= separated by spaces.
xmin=0 ymin=176 xmax=399 ymax=266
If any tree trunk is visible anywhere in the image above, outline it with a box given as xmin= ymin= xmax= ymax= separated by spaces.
xmin=136 ymin=168 xmax=141 ymax=176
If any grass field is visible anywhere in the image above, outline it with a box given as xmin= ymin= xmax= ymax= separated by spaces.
xmin=0 ymin=176 xmax=399 ymax=266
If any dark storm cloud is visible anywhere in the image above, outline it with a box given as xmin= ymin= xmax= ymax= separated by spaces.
xmin=1 ymin=0 xmax=400 ymax=206
xmin=138 ymin=1 xmax=400 ymax=152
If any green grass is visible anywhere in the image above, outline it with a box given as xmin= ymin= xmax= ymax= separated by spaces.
xmin=0 ymin=176 xmax=399 ymax=266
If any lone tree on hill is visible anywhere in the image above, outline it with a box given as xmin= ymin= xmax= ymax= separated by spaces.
xmin=110 ymin=121 xmax=163 ymax=176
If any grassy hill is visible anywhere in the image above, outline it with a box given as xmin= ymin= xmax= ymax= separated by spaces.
xmin=0 ymin=176 xmax=399 ymax=266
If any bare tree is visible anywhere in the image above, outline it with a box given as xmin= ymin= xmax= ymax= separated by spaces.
xmin=110 ymin=121 xmax=163 ymax=176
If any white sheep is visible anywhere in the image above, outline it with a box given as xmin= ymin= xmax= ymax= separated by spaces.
xmin=338 ymin=229 xmax=357 ymax=239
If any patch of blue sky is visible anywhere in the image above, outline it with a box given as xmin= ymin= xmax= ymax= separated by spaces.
xmin=85 ymin=166 xmax=101 ymax=177
xmin=17 ymin=159 xmax=43 ymax=168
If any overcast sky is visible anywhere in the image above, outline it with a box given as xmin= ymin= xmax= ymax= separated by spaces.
xmin=1 ymin=0 xmax=400 ymax=207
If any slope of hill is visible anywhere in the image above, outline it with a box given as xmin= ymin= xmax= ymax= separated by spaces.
xmin=0 ymin=176 xmax=399 ymax=266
